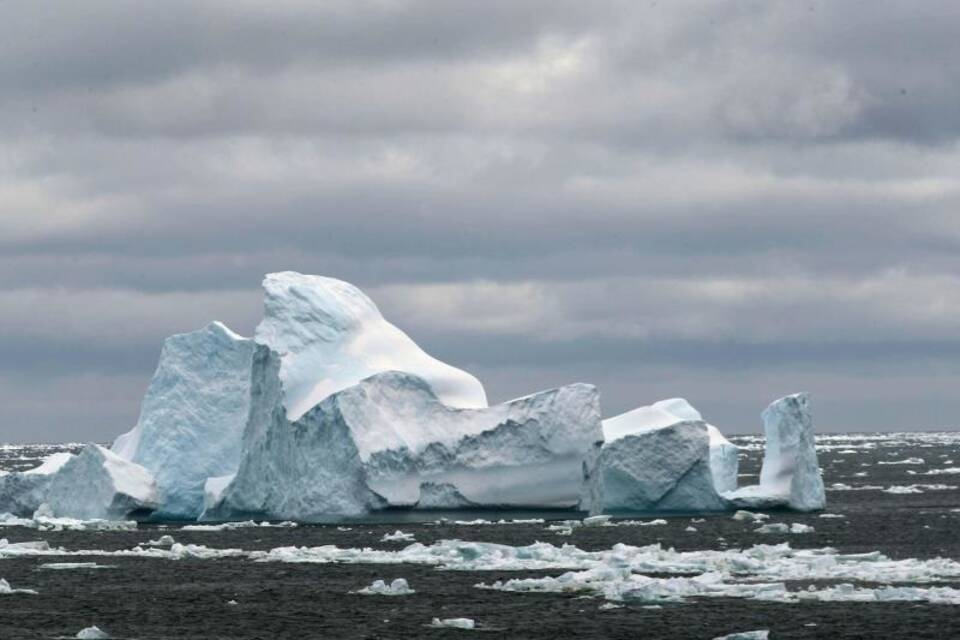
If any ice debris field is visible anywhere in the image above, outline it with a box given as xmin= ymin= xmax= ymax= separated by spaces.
xmin=3 ymin=421 xmax=960 ymax=636
xmin=1 ymin=272 xmax=824 ymax=524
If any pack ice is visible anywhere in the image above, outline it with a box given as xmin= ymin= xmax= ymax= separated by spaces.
xmin=724 ymin=393 xmax=826 ymax=511
xmin=581 ymin=399 xmax=739 ymax=514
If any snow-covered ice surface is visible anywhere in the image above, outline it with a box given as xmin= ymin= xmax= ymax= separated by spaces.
xmin=0 ymin=577 xmax=37 ymax=595
xmin=429 ymin=617 xmax=476 ymax=629
xmin=3 ymin=434 xmax=960 ymax=638
xmin=255 ymin=271 xmax=487 ymax=420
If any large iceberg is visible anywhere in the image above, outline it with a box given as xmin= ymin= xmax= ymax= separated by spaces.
xmin=724 ymin=393 xmax=825 ymax=511
xmin=111 ymin=322 xmax=256 ymax=518
xmin=45 ymin=445 xmax=160 ymax=520
xmin=108 ymin=272 xmax=487 ymax=519
xmin=207 ymin=346 xmax=601 ymax=520
xmin=582 ymin=398 xmax=732 ymax=514
xmin=255 ymin=272 xmax=487 ymax=420
xmin=3 ymin=271 xmax=825 ymax=522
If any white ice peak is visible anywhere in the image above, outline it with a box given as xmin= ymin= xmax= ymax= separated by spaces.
xmin=254 ymin=271 xmax=488 ymax=420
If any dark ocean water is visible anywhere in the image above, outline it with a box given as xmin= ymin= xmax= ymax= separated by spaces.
xmin=2 ymin=433 xmax=960 ymax=639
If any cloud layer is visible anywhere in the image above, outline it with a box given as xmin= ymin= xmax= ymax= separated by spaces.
xmin=2 ymin=1 xmax=959 ymax=441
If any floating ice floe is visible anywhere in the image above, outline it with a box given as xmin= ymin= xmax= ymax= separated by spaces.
xmin=180 ymin=520 xmax=297 ymax=531
xmin=436 ymin=518 xmax=545 ymax=526
xmin=38 ymin=562 xmax=116 ymax=570
xmin=545 ymin=517 xmax=668 ymax=536
xmin=0 ymin=577 xmax=37 ymax=595
xmin=878 ymin=458 xmax=925 ymax=465
xmin=883 ymin=484 xmax=956 ymax=494
xmin=429 ymin=618 xmax=476 ymax=630
xmin=714 ymin=632 xmax=769 ymax=640
xmin=828 ymin=483 xmax=883 ymax=491
xmin=480 ymin=569 xmax=960 ymax=605
xmin=355 ymin=578 xmax=415 ymax=596
xmin=754 ymin=523 xmax=814 ymax=534
xmin=0 ymin=508 xmax=138 ymax=532
xmin=381 ymin=530 xmax=416 ymax=542
xmin=75 ymin=626 xmax=110 ymax=639
xmin=924 ymin=468 xmax=960 ymax=475
xmin=732 ymin=510 xmax=769 ymax=522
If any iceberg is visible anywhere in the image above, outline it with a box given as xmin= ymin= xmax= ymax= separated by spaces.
xmin=111 ymin=322 xmax=256 ymax=518
xmin=0 ymin=445 xmax=153 ymax=522
xmin=724 ymin=393 xmax=826 ymax=512
xmin=355 ymin=578 xmax=415 ymax=596
xmin=581 ymin=399 xmax=735 ymax=514
xmin=2 ymin=271 xmax=824 ymax=522
xmin=203 ymin=346 xmax=384 ymax=520
xmin=0 ymin=577 xmax=37 ymax=595
xmin=207 ymin=347 xmax=601 ymax=520
xmin=108 ymin=272 xmax=487 ymax=519
xmin=599 ymin=399 xmax=739 ymax=495
xmin=255 ymin=271 xmax=487 ymax=420
xmin=0 ymin=453 xmax=73 ymax=517
xmin=583 ymin=420 xmax=727 ymax=514
xmin=429 ymin=618 xmax=476 ymax=630
xmin=45 ymin=445 xmax=160 ymax=520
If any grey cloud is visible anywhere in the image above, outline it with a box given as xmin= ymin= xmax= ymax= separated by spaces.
xmin=2 ymin=1 xmax=960 ymax=441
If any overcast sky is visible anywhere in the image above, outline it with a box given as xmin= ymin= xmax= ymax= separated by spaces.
xmin=2 ymin=1 xmax=960 ymax=442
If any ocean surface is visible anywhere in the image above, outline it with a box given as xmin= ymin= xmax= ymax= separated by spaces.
xmin=2 ymin=433 xmax=960 ymax=639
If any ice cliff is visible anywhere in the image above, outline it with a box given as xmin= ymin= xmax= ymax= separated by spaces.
xmin=724 ymin=393 xmax=826 ymax=511
xmin=111 ymin=322 xmax=255 ymax=518
xmin=206 ymin=348 xmax=601 ymax=520
xmin=582 ymin=399 xmax=736 ymax=514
